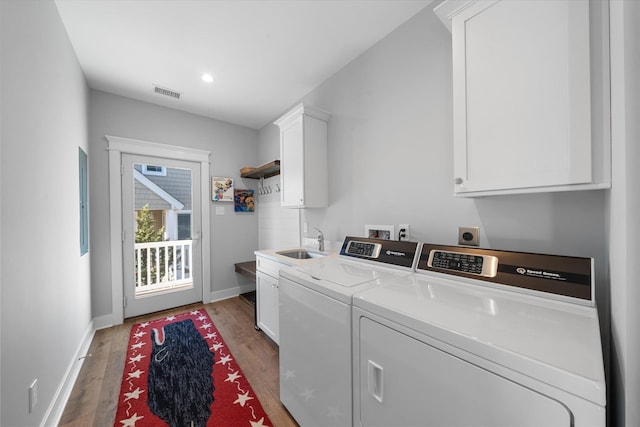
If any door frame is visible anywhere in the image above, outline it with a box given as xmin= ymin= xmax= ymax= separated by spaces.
xmin=107 ymin=135 xmax=211 ymax=325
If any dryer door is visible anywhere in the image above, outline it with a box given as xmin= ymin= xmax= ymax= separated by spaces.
xmin=357 ymin=317 xmax=571 ymax=426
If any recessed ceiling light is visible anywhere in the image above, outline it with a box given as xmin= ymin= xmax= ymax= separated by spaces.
xmin=202 ymin=73 xmax=214 ymax=83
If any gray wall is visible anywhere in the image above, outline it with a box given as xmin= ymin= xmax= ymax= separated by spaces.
xmin=261 ymin=6 xmax=608 ymax=293
xmin=89 ymin=91 xmax=260 ymax=319
xmin=260 ymin=0 xmax=610 ymax=398
xmin=608 ymin=1 xmax=640 ymax=426
xmin=0 ymin=1 xmax=91 ymax=425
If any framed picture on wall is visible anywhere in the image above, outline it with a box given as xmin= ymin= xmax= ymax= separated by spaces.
xmin=211 ymin=177 xmax=234 ymax=202
xmin=234 ymin=189 xmax=255 ymax=212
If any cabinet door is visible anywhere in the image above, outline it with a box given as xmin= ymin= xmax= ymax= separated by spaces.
xmin=256 ymin=271 xmax=279 ymax=344
xmin=280 ymin=117 xmax=305 ymax=207
xmin=452 ymin=0 xmax=592 ymax=195
xmin=357 ymin=317 xmax=571 ymax=426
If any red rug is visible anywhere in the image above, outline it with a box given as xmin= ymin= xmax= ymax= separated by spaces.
xmin=114 ymin=309 xmax=272 ymax=427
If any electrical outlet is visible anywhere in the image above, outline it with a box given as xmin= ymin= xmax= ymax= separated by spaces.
xmin=398 ymin=224 xmax=410 ymax=241
xmin=29 ymin=379 xmax=38 ymax=413
xmin=458 ymin=226 xmax=480 ymax=246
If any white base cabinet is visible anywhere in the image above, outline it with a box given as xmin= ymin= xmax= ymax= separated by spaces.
xmin=435 ymin=0 xmax=610 ymax=196
xmin=256 ymin=271 xmax=279 ymax=344
xmin=255 ymin=255 xmax=290 ymax=344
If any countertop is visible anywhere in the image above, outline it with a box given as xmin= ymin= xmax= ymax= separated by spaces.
xmin=254 ymin=247 xmax=337 ymax=266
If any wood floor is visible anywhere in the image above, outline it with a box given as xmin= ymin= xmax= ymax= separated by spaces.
xmin=59 ymin=297 xmax=298 ymax=427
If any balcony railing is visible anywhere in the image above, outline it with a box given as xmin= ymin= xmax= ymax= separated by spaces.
xmin=134 ymin=239 xmax=192 ymax=296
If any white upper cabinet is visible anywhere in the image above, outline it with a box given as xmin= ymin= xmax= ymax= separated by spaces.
xmin=274 ymin=103 xmax=330 ymax=208
xmin=435 ymin=0 xmax=611 ymax=196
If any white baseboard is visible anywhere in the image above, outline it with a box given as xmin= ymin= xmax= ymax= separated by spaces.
xmin=239 ymin=283 xmax=256 ymax=294
xmin=93 ymin=313 xmax=114 ymax=330
xmin=41 ymin=320 xmax=95 ymax=427
xmin=209 ymin=283 xmax=255 ymax=303
xmin=96 ymin=284 xmax=255 ymax=328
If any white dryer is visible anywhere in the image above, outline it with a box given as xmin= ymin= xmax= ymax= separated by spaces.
xmin=279 ymin=237 xmax=420 ymax=427
xmin=352 ymin=243 xmax=606 ymax=427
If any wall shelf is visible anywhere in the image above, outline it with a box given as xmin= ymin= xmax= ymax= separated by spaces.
xmin=241 ymin=160 xmax=280 ymax=179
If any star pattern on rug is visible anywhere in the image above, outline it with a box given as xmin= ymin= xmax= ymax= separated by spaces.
xmin=119 ymin=412 xmax=143 ymax=426
xmin=128 ymin=354 xmax=145 ymax=364
xmin=127 ymin=369 xmax=144 ymax=380
xmin=130 ymin=342 xmax=146 ymax=350
xmin=200 ymin=322 xmax=212 ymax=330
xmin=124 ymin=387 xmax=145 ymax=401
xmin=217 ymin=354 xmax=232 ymax=365
xmin=115 ymin=309 xmax=272 ymax=427
xmin=234 ymin=390 xmax=254 ymax=407
xmin=225 ymin=370 xmax=242 ymax=383
xmin=250 ymin=416 xmax=269 ymax=427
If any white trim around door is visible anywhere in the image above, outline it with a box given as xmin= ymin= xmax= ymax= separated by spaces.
xmin=106 ymin=135 xmax=211 ymax=325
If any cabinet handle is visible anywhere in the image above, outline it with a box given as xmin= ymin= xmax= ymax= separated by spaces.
xmin=367 ymin=360 xmax=384 ymax=403
xmin=454 ymin=177 xmax=463 ymax=185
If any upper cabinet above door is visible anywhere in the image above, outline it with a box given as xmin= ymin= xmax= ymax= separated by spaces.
xmin=435 ymin=0 xmax=611 ymax=197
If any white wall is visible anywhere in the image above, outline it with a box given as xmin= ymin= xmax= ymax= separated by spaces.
xmin=0 ymin=1 xmax=91 ymax=426
xmin=608 ymin=1 xmax=640 ymax=425
xmin=89 ymin=91 xmax=260 ymax=319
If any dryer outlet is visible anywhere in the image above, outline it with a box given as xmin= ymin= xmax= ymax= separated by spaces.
xmin=458 ymin=226 xmax=479 ymax=246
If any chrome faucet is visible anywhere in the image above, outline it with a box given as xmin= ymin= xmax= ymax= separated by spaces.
xmin=314 ymin=227 xmax=325 ymax=252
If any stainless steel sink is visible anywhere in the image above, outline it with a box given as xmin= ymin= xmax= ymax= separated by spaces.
xmin=276 ymin=249 xmax=325 ymax=260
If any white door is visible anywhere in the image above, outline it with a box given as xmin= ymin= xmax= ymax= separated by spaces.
xmin=122 ymin=154 xmax=203 ymax=318
xmin=280 ymin=117 xmax=305 ymax=207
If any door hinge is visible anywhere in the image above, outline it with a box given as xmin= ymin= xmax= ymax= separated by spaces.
xmin=120 ymin=164 xmax=124 ymax=175
xmin=122 ymin=231 xmax=125 ymax=242
xmin=123 ymin=296 xmax=127 ymax=308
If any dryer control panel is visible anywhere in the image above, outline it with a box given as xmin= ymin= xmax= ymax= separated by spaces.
xmin=418 ymin=243 xmax=594 ymax=305
xmin=427 ymin=250 xmax=498 ymax=277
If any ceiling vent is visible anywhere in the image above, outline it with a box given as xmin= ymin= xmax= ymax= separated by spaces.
xmin=153 ymin=85 xmax=181 ymax=99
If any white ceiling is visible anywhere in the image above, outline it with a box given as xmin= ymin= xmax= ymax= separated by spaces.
xmin=54 ymin=0 xmax=432 ymax=129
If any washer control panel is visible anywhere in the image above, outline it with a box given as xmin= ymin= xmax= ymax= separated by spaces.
xmin=345 ymin=240 xmax=382 ymax=258
xmin=339 ymin=236 xmax=419 ymax=269
xmin=427 ymin=250 xmax=498 ymax=277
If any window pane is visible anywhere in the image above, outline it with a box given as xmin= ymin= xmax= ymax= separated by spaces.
xmin=177 ymin=213 xmax=191 ymax=240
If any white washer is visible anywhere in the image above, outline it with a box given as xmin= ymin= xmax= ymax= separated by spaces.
xmin=279 ymin=237 xmax=420 ymax=427
xmin=352 ymin=243 xmax=606 ymax=427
